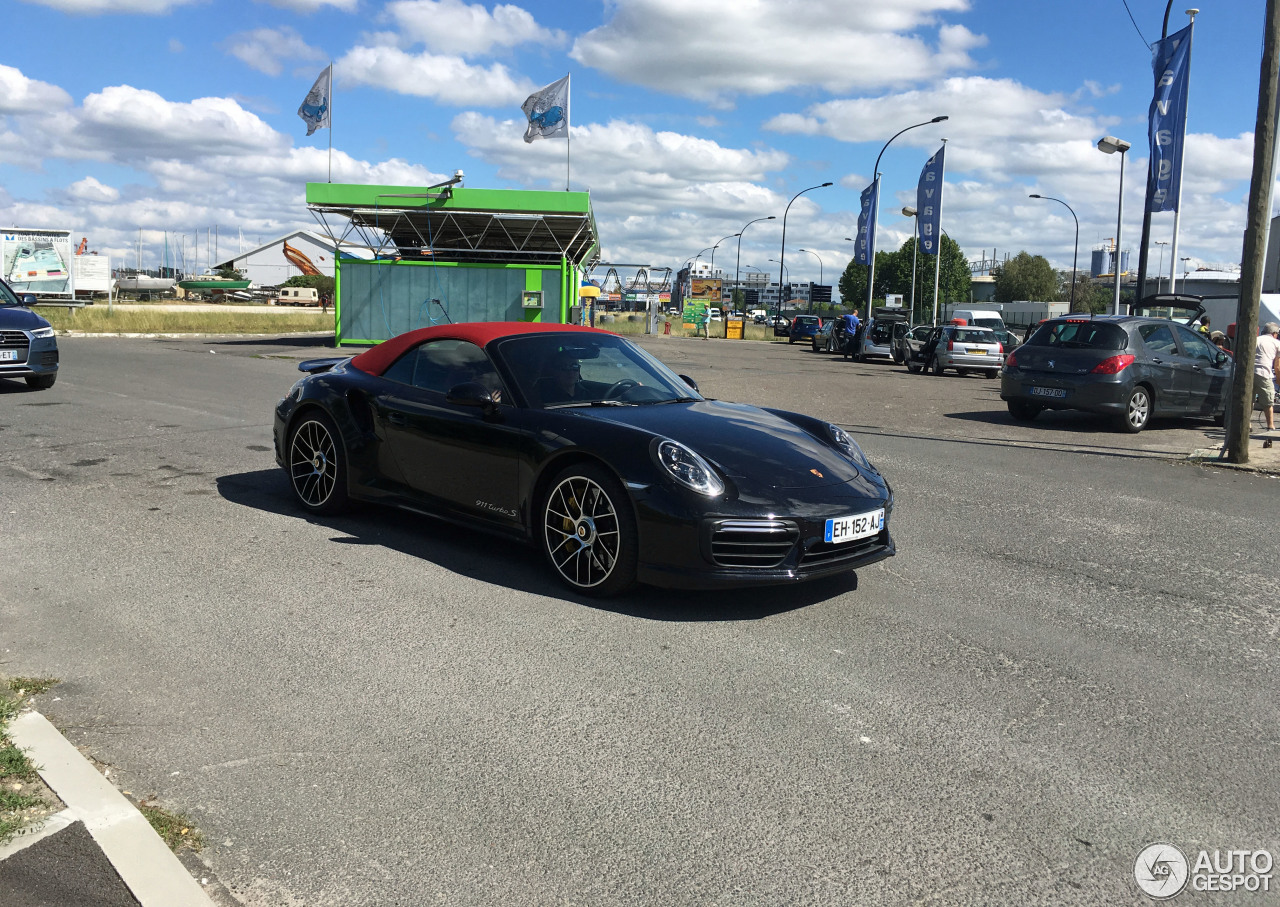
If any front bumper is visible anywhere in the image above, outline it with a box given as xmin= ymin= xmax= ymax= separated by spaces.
xmin=631 ymin=482 xmax=896 ymax=590
xmin=0 ymin=332 xmax=59 ymax=379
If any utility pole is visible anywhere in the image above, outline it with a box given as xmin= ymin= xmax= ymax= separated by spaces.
xmin=1226 ymin=0 xmax=1280 ymax=464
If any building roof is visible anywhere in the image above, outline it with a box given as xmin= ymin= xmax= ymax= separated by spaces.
xmin=212 ymin=228 xmax=370 ymax=269
xmin=306 ymin=183 xmax=600 ymax=268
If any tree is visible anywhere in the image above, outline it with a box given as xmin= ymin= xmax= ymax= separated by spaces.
xmin=991 ymin=252 xmax=1059 ymax=303
xmin=1072 ymin=281 xmax=1112 ymax=314
xmin=838 ymin=250 xmax=896 ymax=314
xmin=283 ymin=274 xmax=335 ymax=295
xmin=840 ymin=236 xmax=970 ymax=322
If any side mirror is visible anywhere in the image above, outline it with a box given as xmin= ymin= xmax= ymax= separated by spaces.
xmin=446 ymin=382 xmax=499 ymax=412
xmin=1215 ymin=352 xmax=1230 ymax=368
xmin=20 ymin=294 xmax=37 ymax=307
xmin=678 ymin=374 xmax=699 ymax=392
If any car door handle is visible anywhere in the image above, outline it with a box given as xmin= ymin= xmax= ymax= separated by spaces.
xmin=1151 ymin=358 xmax=1163 ymax=364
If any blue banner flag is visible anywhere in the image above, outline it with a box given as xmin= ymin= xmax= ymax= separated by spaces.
xmin=297 ymin=64 xmax=332 ymax=137
xmin=916 ymin=145 xmax=946 ymax=255
xmin=1147 ymin=24 xmax=1193 ymax=213
xmin=855 ymin=180 xmax=878 ymax=266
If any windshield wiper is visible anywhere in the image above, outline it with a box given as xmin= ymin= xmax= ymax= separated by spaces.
xmin=544 ymin=399 xmax=633 ymax=409
xmin=645 ymin=396 xmax=699 ymax=405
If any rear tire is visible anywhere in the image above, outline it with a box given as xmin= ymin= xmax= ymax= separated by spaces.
xmin=541 ymin=463 xmax=638 ymax=597
xmin=25 ymin=374 xmax=56 ymax=389
xmin=1117 ymin=386 xmax=1152 ymax=433
xmin=906 ymin=361 xmax=921 ymax=374
xmin=930 ymin=356 xmax=945 ymax=376
xmin=985 ymin=370 xmax=998 ymax=379
xmin=1008 ymin=400 xmax=1041 ymax=421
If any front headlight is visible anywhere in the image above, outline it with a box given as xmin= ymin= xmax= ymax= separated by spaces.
xmin=656 ymin=440 xmax=724 ymax=496
xmin=828 ymin=423 xmax=872 ymax=470
xmin=30 ymin=326 xmax=55 ymax=339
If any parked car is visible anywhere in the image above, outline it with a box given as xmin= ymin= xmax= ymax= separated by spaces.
xmin=811 ymin=321 xmax=841 ymax=353
xmin=708 ymin=307 xmax=723 ymax=322
xmin=1001 ymin=311 xmax=1232 ymax=433
xmin=275 ymin=322 xmax=895 ymax=596
xmin=771 ymin=315 xmax=791 ymax=335
xmin=895 ymin=324 xmax=1004 ymax=377
xmin=0 ymin=279 xmax=59 ymax=389
xmin=847 ymin=311 xmax=909 ymax=362
xmin=787 ymin=314 xmax=823 ymax=345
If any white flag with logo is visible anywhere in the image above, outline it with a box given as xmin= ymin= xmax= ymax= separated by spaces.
xmin=298 ymin=64 xmax=332 ymax=136
xmin=522 ymin=74 xmax=569 ymax=143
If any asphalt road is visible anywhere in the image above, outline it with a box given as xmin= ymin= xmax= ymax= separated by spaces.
xmin=1 ymin=334 xmax=1276 ymax=906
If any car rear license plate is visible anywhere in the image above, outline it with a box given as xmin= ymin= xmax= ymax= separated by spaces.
xmin=1030 ymin=386 xmax=1067 ymax=398
xmin=967 ymin=348 xmax=987 ymax=354
xmin=0 ymin=350 xmax=17 ymax=361
xmin=824 ymin=508 xmax=884 ymax=545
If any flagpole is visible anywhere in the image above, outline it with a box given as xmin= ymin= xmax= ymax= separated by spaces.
xmin=931 ymin=139 xmax=947 ymax=327
xmin=327 ymin=61 xmax=334 ymax=183
xmin=565 ymin=72 xmax=571 ymax=191
xmin=1168 ymin=12 xmax=1196 ymax=292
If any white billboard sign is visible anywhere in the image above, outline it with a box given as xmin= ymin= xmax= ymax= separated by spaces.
xmin=2 ymin=229 xmax=74 ymax=298
xmin=73 ymin=255 xmax=111 ymax=293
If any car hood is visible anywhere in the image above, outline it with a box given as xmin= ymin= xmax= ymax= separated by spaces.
xmin=582 ymin=400 xmax=874 ymax=491
xmin=0 ymin=306 xmax=48 ymax=330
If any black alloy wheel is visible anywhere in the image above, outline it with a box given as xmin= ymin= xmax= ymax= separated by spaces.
xmin=1007 ymin=400 xmax=1041 ymax=421
xmin=287 ymin=410 xmax=350 ymax=514
xmin=1118 ymin=386 xmax=1152 ymax=433
xmin=541 ymin=463 xmax=638 ymax=597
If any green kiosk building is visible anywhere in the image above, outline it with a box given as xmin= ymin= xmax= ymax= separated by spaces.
xmin=306 ymin=181 xmax=600 ymax=347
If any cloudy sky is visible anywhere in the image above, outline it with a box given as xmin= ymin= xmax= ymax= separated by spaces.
xmin=1 ymin=0 xmax=1270 ymax=293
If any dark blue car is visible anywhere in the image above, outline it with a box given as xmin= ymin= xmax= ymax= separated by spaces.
xmin=787 ymin=314 xmax=823 ymax=345
xmin=0 ymin=279 xmax=59 ymax=389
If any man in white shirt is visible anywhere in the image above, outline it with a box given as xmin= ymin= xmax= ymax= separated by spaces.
xmin=1254 ymin=321 xmax=1280 ymax=431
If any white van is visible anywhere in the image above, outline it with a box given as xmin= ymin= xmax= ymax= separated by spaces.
xmin=274 ymin=287 xmax=319 ymax=307
xmin=949 ymin=308 xmax=1006 ymax=332
xmin=707 ymin=307 xmax=723 ymax=321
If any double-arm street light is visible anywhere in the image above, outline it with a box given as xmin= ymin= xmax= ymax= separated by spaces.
xmin=734 ymin=216 xmax=775 ymax=325
xmin=768 ymin=258 xmax=789 ymax=313
xmin=1029 ymin=194 xmax=1080 ymax=311
xmin=1154 ymin=240 xmax=1169 ymax=294
xmin=1097 ymin=135 xmax=1132 ymax=315
xmin=778 ymin=183 xmax=832 ymax=319
xmin=797 ymin=249 xmax=824 ymax=313
xmin=901 ymin=207 xmax=919 ymax=323
xmin=864 ymin=116 xmax=948 ymax=318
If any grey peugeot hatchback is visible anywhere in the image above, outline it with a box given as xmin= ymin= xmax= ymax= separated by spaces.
xmin=0 ymin=279 xmax=59 ymax=389
xmin=1000 ymin=313 xmax=1231 ymax=433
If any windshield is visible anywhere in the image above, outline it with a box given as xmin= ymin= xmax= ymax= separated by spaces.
xmin=950 ymin=328 xmax=997 ymax=344
xmin=971 ymin=317 xmax=1005 ymax=330
xmin=1027 ymin=320 xmax=1128 ymax=350
xmin=496 ymin=332 xmax=704 ymax=409
xmin=0 ymin=280 xmax=21 ymax=307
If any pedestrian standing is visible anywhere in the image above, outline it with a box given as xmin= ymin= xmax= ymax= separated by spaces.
xmin=696 ymin=308 xmax=709 ymax=339
xmin=1253 ymin=321 xmax=1280 ymax=432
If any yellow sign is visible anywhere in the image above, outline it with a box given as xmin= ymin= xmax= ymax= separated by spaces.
xmin=726 ymin=319 xmax=744 ymax=339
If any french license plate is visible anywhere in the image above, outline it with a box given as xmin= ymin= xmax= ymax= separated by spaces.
xmin=824 ymin=508 xmax=885 ymax=545
xmin=0 ymin=350 xmax=17 ymax=361
xmin=1030 ymin=386 xmax=1067 ymax=398
xmin=967 ymin=348 xmax=988 ymax=354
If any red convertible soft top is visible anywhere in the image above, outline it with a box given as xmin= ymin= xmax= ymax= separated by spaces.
xmin=349 ymin=321 xmax=611 ymax=377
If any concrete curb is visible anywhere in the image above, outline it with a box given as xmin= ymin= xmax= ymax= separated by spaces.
xmin=8 ymin=711 xmax=214 ymax=907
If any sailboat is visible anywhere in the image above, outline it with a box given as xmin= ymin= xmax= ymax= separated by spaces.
xmin=115 ymin=228 xmax=176 ymax=291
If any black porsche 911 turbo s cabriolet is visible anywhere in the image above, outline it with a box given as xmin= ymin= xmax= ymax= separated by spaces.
xmin=273 ymin=322 xmax=894 ymax=596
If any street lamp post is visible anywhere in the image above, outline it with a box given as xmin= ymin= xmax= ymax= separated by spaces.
xmin=733 ymin=217 xmax=774 ymax=330
xmin=768 ymin=259 xmax=789 ymax=316
xmin=797 ymin=248 xmax=824 ymax=313
xmin=778 ymin=183 xmax=832 ymax=321
xmin=1097 ymin=135 xmax=1131 ymax=315
xmin=1154 ymin=240 xmax=1169 ymax=294
xmin=1028 ymin=194 xmax=1080 ymax=311
xmin=865 ymin=116 xmax=948 ymax=319
xmin=710 ymin=233 xmax=740 ymax=313
xmin=1180 ymin=257 xmax=1193 ymax=291
xmin=901 ymin=207 xmax=919 ymax=323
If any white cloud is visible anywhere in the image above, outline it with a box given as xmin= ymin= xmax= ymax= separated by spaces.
xmin=0 ymin=64 xmax=72 ymax=114
xmin=224 ymin=27 xmax=326 ymax=76
xmin=17 ymin=0 xmax=200 ymax=12
xmin=168 ymin=38 xmax=184 ymax=53
xmin=570 ymin=0 xmax=982 ymax=105
xmin=254 ymin=0 xmax=358 ymax=12
xmin=338 ymin=45 xmax=534 ymax=105
xmin=384 ymin=0 xmax=567 ymax=56
xmin=67 ymin=176 xmax=120 ymax=202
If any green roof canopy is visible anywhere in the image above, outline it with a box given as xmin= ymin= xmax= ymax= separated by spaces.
xmin=306 ymin=183 xmax=599 ymax=267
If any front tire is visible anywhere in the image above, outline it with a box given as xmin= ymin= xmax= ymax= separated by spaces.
xmin=25 ymin=374 xmax=56 ymax=389
xmin=1117 ymin=386 xmax=1152 ymax=433
xmin=930 ymin=355 xmax=945 ymax=376
xmin=287 ymin=410 xmax=350 ymax=514
xmin=542 ymin=463 xmax=638 ymax=597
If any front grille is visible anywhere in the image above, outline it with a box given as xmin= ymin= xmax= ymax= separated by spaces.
xmin=0 ymin=330 xmax=30 ymax=346
xmin=710 ymin=520 xmax=798 ymax=568
xmin=800 ymin=530 xmax=889 ymax=566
